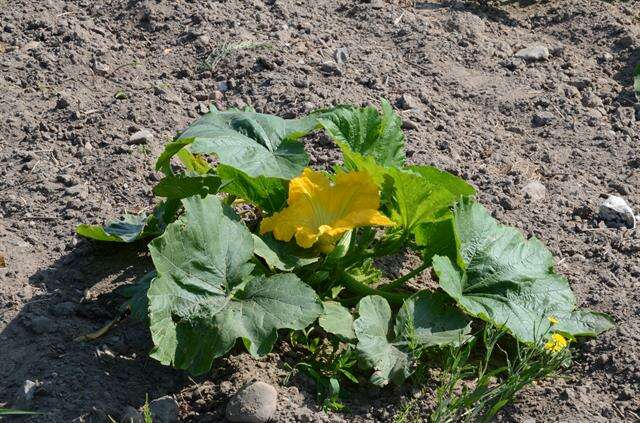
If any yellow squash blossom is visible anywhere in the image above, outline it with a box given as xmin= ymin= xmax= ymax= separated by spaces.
xmin=544 ymin=333 xmax=568 ymax=353
xmin=260 ymin=168 xmax=394 ymax=253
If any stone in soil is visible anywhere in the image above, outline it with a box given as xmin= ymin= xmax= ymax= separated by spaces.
xmin=226 ymin=381 xmax=278 ymax=423
xmin=598 ymin=195 xmax=636 ymax=229
xmin=334 ymin=47 xmax=349 ymax=64
xmin=521 ymin=180 xmax=547 ymax=202
xmin=149 ymin=395 xmax=179 ymax=423
xmin=128 ymin=129 xmax=154 ymax=145
xmin=514 ymin=45 xmax=550 ymax=61
xmin=14 ymin=379 xmax=38 ymax=408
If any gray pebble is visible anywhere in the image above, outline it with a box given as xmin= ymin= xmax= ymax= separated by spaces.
xmin=149 ymin=395 xmax=179 ymax=423
xmin=226 ymin=381 xmax=278 ymax=423
xmin=521 ymin=180 xmax=547 ymax=202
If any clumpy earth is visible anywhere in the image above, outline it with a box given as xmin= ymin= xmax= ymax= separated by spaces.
xmin=1 ymin=0 xmax=639 ymax=421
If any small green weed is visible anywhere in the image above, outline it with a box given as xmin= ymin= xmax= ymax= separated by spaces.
xmin=198 ymin=41 xmax=272 ymax=72
xmin=429 ymin=326 xmax=570 ymax=423
xmin=285 ymin=329 xmax=359 ymax=412
xmin=0 ymin=407 xmax=42 ymax=417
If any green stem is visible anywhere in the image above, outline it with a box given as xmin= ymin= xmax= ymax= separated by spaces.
xmin=378 ymin=261 xmax=430 ymax=292
xmin=339 ymin=270 xmax=408 ymax=305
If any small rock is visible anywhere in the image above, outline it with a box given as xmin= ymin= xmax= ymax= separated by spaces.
xmin=128 ymin=129 xmax=154 ymax=145
xmin=226 ymin=381 xmax=278 ymax=423
xmin=320 ymin=61 xmax=342 ymax=76
xmin=334 ymin=47 xmax=349 ymax=64
xmin=396 ymin=93 xmax=421 ymax=110
xmin=30 ymin=316 xmax=56 ymax=334
xmin=216 ymin=80 xmax=230 ymax=93
xmin=149 ymin=396 xmax=179 ymax=423
xmin=521 ymin=180 xmax=547 ymax=202
xmin=581 ymin=92 xmax=603 ymax=108
xmin=599 ymin=195 xmax=636 ymax=229
xmin=121 ymin=406 xmax=144 ymax=423
xmin=14 ymin=380 xmax=38 ymax=407
xmin=92 ymin=59 xmax=110 ymax=76
xmin=514 ymin=45 xmax=549 ymax=62
xmin=532 ymin=111 xmax=554 ymax=127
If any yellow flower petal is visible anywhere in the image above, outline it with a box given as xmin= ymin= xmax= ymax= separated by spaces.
xmin=260 ymin=168 xmax=394 ymax=251
xmin=544 ymin=333 xmax=568 ymax=353
xmin=547 ymin=316 xmax=559 ymax=325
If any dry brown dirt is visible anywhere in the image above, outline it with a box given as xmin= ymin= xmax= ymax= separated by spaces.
xmin=1 ymin=0 xmax=639 ymax=421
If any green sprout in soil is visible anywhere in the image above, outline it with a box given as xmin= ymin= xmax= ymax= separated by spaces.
xmin=76 ymin=99 xmax=614 ymax=419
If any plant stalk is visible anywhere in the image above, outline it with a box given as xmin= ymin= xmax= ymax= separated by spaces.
xmin=339 ymin=270 xmax=408 ymax=305
xmin=378 ymin=261 xmax=430 ymax=292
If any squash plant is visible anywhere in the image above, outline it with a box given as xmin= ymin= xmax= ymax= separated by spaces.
xmin=78 ymin=100 xmax=613 ymax=388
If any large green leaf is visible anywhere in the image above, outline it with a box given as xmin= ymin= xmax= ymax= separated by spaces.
xmin=119 ymin=271 xmax=155 ymax=322
xmin=395 ymin=292 xmax=471 ymax=348
xmin=408 ymin=165 xmax=475 ymax=197
xmin=318 ymin=99 xmax=405 ymax=167
xmin=433 ymin=198 xmax=614 ymax=343
xmin=153 ymin=174 xmax=221 ymax=199
xmin=156 ymin=108 xmax=317 ymax=179
xmin=252 ymin=234 xmax=318 ymax=272
xmin=413 ymin=215 xmax=459 ymax=266
xmin=218 ymin=164 xmax=288 ymax=213
xmin=387 ymin=168 xmax=457 ymax=231
xmin=148 ymin=195 xmax=322 ymax=374
xmin=76 ymin=199 xmax=180 ymax=243
xmin=354 ymin=293 xmax=470 ymax=386
xmin=76 ymin=213 xmax=147 ymax=242
xmin=319 ymin=301 xmax=356 ymax=341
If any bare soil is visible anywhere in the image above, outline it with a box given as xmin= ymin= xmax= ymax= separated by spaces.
xmin=1 ymin=0 xmax=639 ymax=421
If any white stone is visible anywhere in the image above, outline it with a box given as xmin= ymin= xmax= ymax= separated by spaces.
xmin=515 ymin=45 xmax=549 ymax=62
xmin=128 ymin=129 xmax=154 ymax=145
xmin=599 ymin=195 xmax=635 ymax=229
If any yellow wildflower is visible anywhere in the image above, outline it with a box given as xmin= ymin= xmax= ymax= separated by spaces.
xmin=544 ymin=333 xmax=568 ymax=353
xmin=260 ymin=168 xmax=394 ymax=253
xmin=547 ymin=316 xmax=559 ymax=325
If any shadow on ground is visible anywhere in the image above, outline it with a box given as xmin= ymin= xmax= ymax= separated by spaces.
xmin=0 ymin=241 xmax=188 ymax=422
